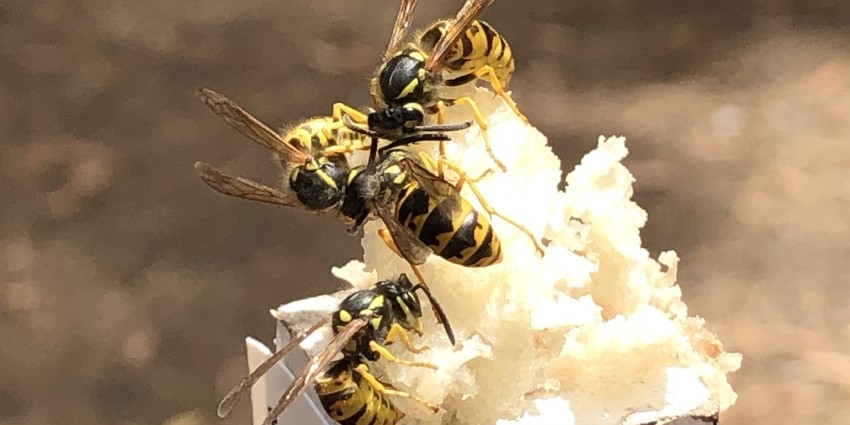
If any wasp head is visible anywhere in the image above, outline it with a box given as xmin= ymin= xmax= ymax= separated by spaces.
xmin=377 ymin=274 xmax=424 ymax=336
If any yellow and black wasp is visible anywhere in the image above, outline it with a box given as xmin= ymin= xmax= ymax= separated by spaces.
xmin=216 ymin=274 xmax=453 ymax=425
xmin=342 ymin=141 xmax=540 ymax=270
xmin=345 ymin=0 xmax=526 ymax=171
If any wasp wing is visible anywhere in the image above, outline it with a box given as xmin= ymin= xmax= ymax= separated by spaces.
xmin=375 ymin=204 xmax=433 ymax=265
xmin=398 ymin=157 xmax=461 ymax=207
xmin=262 ymin=318 xmax=369 ymax=425
xmin=217 ymin=316 xmax=331 ymax=418
xmin=197 ymin=88 xmax=311 ymax=164
xmin=384 ymin=0 xmax=420 ymax=59
xmin=194 ymin=161 xmax=301 ymax=207
xmin=424 ymin=0 xmax=495 ymax=72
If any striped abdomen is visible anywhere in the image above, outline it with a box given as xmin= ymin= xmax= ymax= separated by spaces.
xmin=395 ymin=183 xmax=502 ymax=267
xmin=283 ymin=117 xmax=367 ymax=159
xmin=419 ymin=19 xmax=515 ymax=89
xmin=316 ymin=362 xmax=404 ymax=425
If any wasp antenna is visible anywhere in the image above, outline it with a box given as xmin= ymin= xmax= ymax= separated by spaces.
xmin=216 ymin=317 xmax=330 ymax=417
xmin=366 ymin=135 xmax=382 ymax=171
xmin=413 ymin=283 xmax=456 ymax=346
xmin=378 ymin=133 xmax=453 ymax=156
xmin=413 ymin=121 xmax=473 ymax=133
xmin=343 ymin=114 xmax=381 ymax=138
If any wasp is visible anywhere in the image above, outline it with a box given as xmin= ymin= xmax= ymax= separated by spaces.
xmin=345 ymin=0 xmax=526 ymax=172
xmin=216 ymin=274 xmax=453 ymax=425
xmin=341 ymin=137 xmax=544 ymax=270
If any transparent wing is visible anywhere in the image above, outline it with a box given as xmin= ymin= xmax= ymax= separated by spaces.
xmin=424 ymin=0 xmax=495 ymax=72
xmin=398 ymin=157 xmax=459 ymax=205
xmin=262 ymin=318 xmax=369 ymax=425
xmin=217 ymin=317 xmax=331 ymax=418
xmin=197 ymin=88 xmax=311 ymax=164
xmin=376 ymin=205 xmax=433 ymax=265
xmin=194 ymin=161 xmax=301 ymax=207
xmin=384 ymin=0 xmax=420 ymax=58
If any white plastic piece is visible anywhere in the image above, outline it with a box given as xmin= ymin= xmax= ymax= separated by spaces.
xmin=245 ymin=337 xmax=334 ymax=425
xmin=271 ymin=292 xmax=353 ymax=359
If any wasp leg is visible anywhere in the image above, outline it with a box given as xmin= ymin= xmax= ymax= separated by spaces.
xmin=439 ymin=159 xmax=545 ymax=257
xmin=354 ymin=364 xmax=440 ymax=413
xmin=377 ymin=227 xmax=429 ymax=286
xmin=386 ymin=323 xmax=429 ymax=354
xmin=433 ymin=102 xmax=448 ymax=177
xmin=332 ymin=102 xmax=368 ymax=124
xmin=321 ymin=144 xmax=370 ymax=155
xmin=454 ymin=167 xmax=495 ymax=193
xmin=436 ymin=98 xmax=506 ymax=172
xmin=416 ymin=151 xmax=439 ymax=174
xmin=368 ymin=341 xmax=437 ymax=370
xmin=473 ymin=65 xmax=529 ymax=123
xmin=416 ymin=150 xmax=493 ymax=194
xmin=314 ymin=112 xmax=374 ymax=156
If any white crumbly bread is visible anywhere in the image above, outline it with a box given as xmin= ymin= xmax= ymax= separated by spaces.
xmin=271 ymin=87 xmax=741 ymax=424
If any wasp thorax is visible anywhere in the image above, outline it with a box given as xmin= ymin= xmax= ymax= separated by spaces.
xmin=339 ymin=166 xmax=372 ymax=229
xmin=289 ymin=157 xmax=349 ymax=210
xmin=378 ymin=48 xmax=432 ymax=105
xmin=334 ymin=290 xmax=392 ymax=361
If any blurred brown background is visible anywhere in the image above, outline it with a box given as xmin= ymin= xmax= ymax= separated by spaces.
xmin=2 ymin=0 xmax=849 ymax=424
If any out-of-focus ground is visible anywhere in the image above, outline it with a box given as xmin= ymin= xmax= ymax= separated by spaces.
xmin=1 ymin=1 xmax=849 ymax=424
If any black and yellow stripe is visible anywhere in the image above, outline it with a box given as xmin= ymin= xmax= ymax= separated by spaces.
xmin=316 ymin=360 xmax=404 ymax=425
xmin=284 ymin=117 xmax=366 ymax=157
xmin=394 ymin=179 xmax=502 ymax=267
xmin=419 ymin=19 xmax=515 ymax=89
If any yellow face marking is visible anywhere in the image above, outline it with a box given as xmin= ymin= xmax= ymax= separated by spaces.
xmin=396 ymin=296 xmax=410 ymax=313
xmin=338 ymin=310 xmax=352 ymax=323
xmin=393 ymin=173 xmax=406 ymax=185
xmin=385 ymin=165 xmax=401 ymax=175
xmin=371 ymin=317 xmax=382 ymax=331
xmin=395 ymin=296 xmax=421 ymax=334
xmin=290 ymin=167 xmax=300 ymax=182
